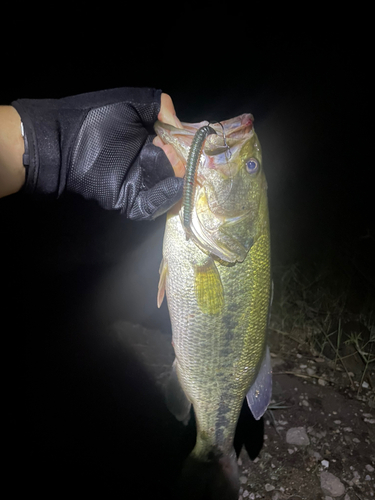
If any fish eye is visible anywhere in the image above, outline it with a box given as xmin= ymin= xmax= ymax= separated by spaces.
xmin=246 ymin=158 xmax=259 ymax=174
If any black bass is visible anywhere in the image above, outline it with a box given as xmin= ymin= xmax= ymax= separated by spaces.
xmin=155 ymin=114 xmax=272 ymax=499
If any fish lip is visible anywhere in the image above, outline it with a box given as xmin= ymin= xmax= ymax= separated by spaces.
xmin=210 ymin=113 xmax=254 ymax=138
xmin=154 ymin=114 xmax=255 ymax=164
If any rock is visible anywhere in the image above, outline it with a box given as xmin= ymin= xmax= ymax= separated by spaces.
xmin=320 ymin=471 xmax=346 ymax=497
xmin=318 ymin=378 xmax=327 ymax=386
xmin=352 ymin=470 xmax=360 ymax=482
xmin=265 ymin=484 xmax=275 ymax=491
xmin=240 ymin=476 xmax=248 ymax=484
xmin=366 ymin=464 xmax=374 ymax=472
xmin=321 ymin=460 xmax=329 ymax=468
xmin=286 ymin=427 xmax=310 ymax=446
xmin=308 ymin=449 xmax=323 ymax=461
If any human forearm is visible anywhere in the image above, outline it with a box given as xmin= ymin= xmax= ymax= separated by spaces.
xmin=0 ymin=106 xmax=25 ymax=198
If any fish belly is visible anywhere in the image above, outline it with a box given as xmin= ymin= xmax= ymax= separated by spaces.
xmin=163 ymin=211 xmax=271 ymax=457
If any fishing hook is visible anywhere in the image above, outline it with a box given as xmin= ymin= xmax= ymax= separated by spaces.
xmin=210 ymin=121 xmax=232 ymax=160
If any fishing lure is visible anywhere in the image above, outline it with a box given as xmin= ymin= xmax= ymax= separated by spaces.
xmin=182 ymin=125 xmax=217 ymax=236
xmin=182 ymin=122 xmax=233 ymax=238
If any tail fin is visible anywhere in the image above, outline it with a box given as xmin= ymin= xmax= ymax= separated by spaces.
xmin=174 ymin=448 xmax=240 ymax=500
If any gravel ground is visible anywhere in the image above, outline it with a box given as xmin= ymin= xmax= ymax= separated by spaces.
xmin=236 ymin=326 xmax=374 ymax=500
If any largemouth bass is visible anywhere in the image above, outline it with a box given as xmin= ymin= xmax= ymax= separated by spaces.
xmin=155 ymin=114 xmax=272 ymax=499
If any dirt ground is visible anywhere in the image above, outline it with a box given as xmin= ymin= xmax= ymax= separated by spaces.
xmin=113 ymin=316 xmax=374 ymax=500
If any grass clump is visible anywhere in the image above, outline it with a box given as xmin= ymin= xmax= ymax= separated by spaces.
xmin=270 ymin=249 xmax=374 ymax=392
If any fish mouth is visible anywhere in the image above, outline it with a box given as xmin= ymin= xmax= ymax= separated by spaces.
xmin=185 ymin=114 xmax=254 ymax=140
xmin=154 ymin=114 xmax=254 ymax=165
xmin=154 ymin=113 xmax=256 ymax=188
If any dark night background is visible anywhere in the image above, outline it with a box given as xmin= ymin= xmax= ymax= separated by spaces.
xmin=1 ymin=24 xmax=373 ymax=498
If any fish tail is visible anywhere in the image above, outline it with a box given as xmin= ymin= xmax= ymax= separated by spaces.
xmin=175 ymin=447 xmax=239 ymax=500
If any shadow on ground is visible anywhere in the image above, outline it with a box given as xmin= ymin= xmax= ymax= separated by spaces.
xmin=2 ymin=194 xmax=264 ymax=498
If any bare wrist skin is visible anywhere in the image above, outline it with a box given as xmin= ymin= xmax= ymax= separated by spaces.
xmin=0 ymin=106 xmax=25 ymax=198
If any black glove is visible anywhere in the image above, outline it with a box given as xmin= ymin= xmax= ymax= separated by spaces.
xmin=12 ymin=88 xmax=184 ymax=220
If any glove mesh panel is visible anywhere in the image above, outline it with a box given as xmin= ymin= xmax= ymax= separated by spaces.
xmin=69 ymin=102 xmax=152 ymax=209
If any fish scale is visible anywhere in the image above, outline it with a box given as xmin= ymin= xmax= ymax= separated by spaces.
xmin=164 ymin=212 xmax=270 ymax=454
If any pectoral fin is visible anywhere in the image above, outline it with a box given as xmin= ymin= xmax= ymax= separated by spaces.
xmin=194 ymin=258 xmax=224 ymax=315
xmin=157 ymin=258 xmax=168 ymax=308
xmin=246 ymin=346 xmax=272 ymax=420
xmin=165 ymin=360 xmax=192 ymax=425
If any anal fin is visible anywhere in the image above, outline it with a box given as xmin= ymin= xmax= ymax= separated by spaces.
xmin=246 ymin=346 xmax=272 ymax=420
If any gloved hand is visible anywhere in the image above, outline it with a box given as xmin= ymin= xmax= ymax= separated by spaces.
xmin=12 ymin=88 xmax=184 ymax=220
